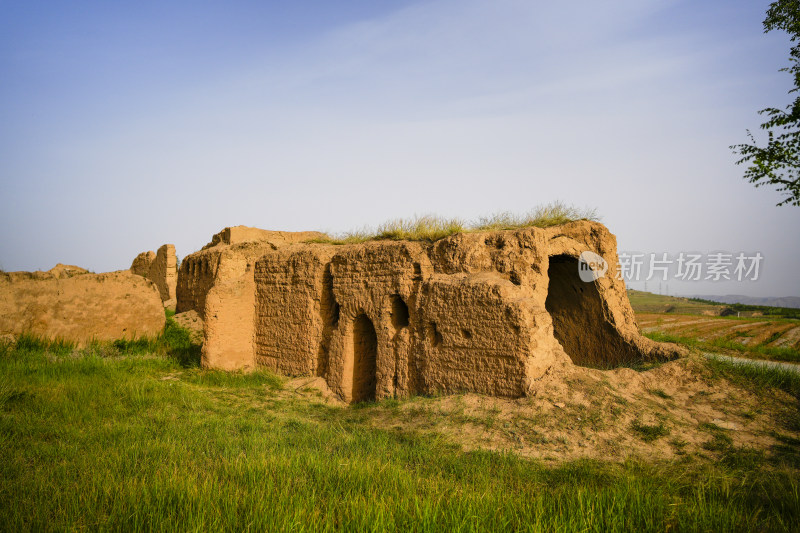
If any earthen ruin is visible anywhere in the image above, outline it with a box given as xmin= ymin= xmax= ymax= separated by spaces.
xmin=0 ymin=266 xmax=165 ymax=345
xmin=1 ymin=221 xmax=681 ymax=402
xmin=130 ymin=244 xmax=178 ymax=310
xmin=182 ymin=222 xmax=681 ymax=403
xmin=176 ymin=226 xmax=327 ymax=317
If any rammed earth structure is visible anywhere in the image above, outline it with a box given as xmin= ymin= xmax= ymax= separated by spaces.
xmin=179 ymin=222 xmax=682 ymax=403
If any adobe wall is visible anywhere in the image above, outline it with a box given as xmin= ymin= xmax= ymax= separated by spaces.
xmin=130 ymin=244 xmax=178 ymax=309
xmin=202 ymin=226 xmax=328 ymax=250
xmin=177 ymin=226 xmax=327 ymax=317
xmin=48 ymin=263 xmax=89 ymax=279
xmin=0 ymin=268 xmax=165 ymax=345
xmin=202 ymin=220 xmax=684 ymax=403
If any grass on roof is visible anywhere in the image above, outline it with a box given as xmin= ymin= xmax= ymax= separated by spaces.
xmin=309 ymin=202 xmax=600 ymax=244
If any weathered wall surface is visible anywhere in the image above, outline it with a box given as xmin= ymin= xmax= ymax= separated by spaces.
xmin=0 ymin=269 xmax=165 ymax=345
xmin=201 ymin=221 xmax=684 ymax=402
xmin=130 ymin=244 xmax=178 ymax=309
xmin=48 ymin=263 xmax=90 ymax=279
xmin=176 ymin=248 xmax=221 ymax=317
xmin=130 ymin=251 xmax=156 ymax=277
xmin=202 ymin=226 xmax=327 ymax=250
xmin=177 ymin=226 xmax=328 ymax=317
xmin=324 ymin=242 xmax=431 ymax=401
xmin=202 ymin=273 xmax=255 ymax=371
xmin=254 ymin=246 xmax=336 ymax=377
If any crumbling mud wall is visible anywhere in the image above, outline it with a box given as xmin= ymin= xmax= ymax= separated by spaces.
xmin=0 ymin=268 xmax=165 ymax=345
xmin=130 ymin=244 xmax=178 ymax=309
xmin=48 ymin=263 xmax=89 ymax=279
xmin=202 ymin=274 xmax=256 ymax=371
xmin=201 ymin=220 xmax=683 ymax=403
xmin=176 ymin=226 xmax=327 ymax=317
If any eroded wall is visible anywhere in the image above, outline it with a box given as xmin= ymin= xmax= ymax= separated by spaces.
xmin=130 ymin=244 xmax=178 ymax=309
xmin=254 ymin=246 xmax=335 ymax=376
xmin=202 ymin=273 xmax=255 ymax=371
xmin=177 ymin=226 xmax=329 ymax=317
xmin=201 ymin=221 xmax=684 ymax=402
xmin=0 ymin=269 xmax=165 ymax=345
xmin=176 ymin=249 xmax=222 ymax=316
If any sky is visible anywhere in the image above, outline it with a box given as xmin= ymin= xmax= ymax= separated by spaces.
xmin=1 ymin=0 xmax=799 ymax=298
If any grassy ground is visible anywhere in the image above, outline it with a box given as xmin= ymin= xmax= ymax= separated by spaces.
xmin=1 ymin=326 xmax=800 ymax=531
xmin=310 ymin=202 xmax=599 ymax=244
xmin=628 ymin=290 xmax=727 ymax=315
xmin=644 ymin=329 xmax=800 ymax=364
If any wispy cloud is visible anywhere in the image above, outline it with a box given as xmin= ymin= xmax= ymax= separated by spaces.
xmin=1 ymin=0 xmax=798 ymax=297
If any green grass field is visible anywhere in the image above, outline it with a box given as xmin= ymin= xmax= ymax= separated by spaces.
xmin=627 ymin=290 xmax=727 ymax=315
xmin=2 ymin=322 xmax=800 ymax=531
xmin=644 ymin=328 xmax=800 ymax=364
xmin=629 ymin=291 xmax=800 ymax=364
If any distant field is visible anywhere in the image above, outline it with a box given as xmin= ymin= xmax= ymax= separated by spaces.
xmin=628 ymin=290 xmax=726 ymax=315
xmin=629 ymin=290 xmax=800 ymax=319
xmin=638 ymin=313 xmax=800 ymax=363
xmin=628 ymin=291 xmax=800 ymax=363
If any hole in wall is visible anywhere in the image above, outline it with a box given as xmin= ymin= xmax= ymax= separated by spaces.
xmin=391 ymin=295 xmax=409 ymax=329
xmin=322 ymin=264 xmax=339 ymax=328
xmin=352 ymin=314 xmax=377 ymax=403
xmin=545 ymin=254 xmax=641 ymax=368
xmin=426 ymin=321 xmax=443 ymax=347
xmin=317 ymin=264 xmax=339 ymax=376
xmin=485 ymin=236 xmax=505 ymax=249
xmin=509 ymin=271 xmax=522 ymax=285
xmin=461 ymin=329 xmax=472 ymax=339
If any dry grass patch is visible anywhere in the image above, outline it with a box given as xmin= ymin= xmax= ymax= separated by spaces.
xmin=310 ymin=201 xmax=599 ymax=244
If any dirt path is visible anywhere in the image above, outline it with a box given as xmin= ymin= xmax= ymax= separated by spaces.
xmin=703 ymin=352 xmax=800 ymax=373
xmin=772 ymin=325 xmax=800 ymax=348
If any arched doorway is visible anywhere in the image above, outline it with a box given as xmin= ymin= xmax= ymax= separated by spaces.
xmin=351 ymin=314 xmax=378 ymax=402
xmin=545 ymin=255 xmax=640 ymax=367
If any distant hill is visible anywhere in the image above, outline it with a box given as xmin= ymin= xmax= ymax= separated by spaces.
xmin=692 ymin=295 xmax=800 ymax=309
xmin=626 ymin=290 xmax=726 ymax=315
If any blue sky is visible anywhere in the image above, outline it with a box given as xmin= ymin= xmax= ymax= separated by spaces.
xmin=1 ymin=0 xmax=799 ymax=297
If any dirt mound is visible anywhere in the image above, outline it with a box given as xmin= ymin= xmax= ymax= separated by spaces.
xmin=47 ymin=263 xmax=89 ymax=279
xmin=358 ymin=354 xmax=792 ymax=462
xmin=172 ymin=310 xmax=204 ymax=344
xmin=0 ymin=270 xmax=164 ymax=345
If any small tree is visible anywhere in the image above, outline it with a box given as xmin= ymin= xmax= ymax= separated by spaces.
xmin=731 ymin=0 xmax=800 ymax=206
